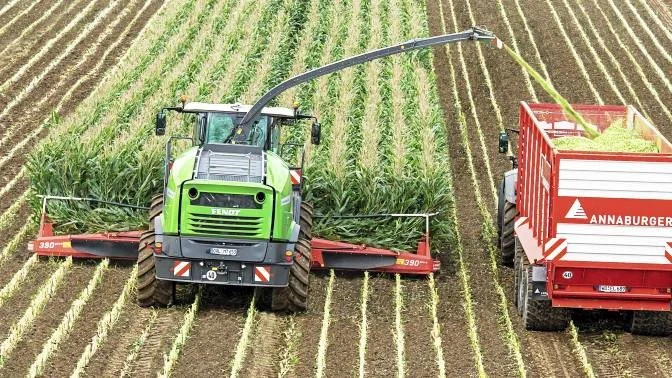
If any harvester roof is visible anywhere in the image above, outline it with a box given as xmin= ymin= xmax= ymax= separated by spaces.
xmin=183 ymin=102 xmax=295 ymax=118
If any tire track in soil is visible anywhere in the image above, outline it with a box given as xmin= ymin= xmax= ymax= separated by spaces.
xmin=291 ymin=273 xmax=327 ymax=377
xmin=241 ymin=312 xmax=284 ymax=377
xmin=0 ymin=264 xmax=94 ymax=376
xmin=44 ymin=266 xmax=130 ymax=377
xmin=402 ymin=279 xmax=436 ymax=378
xmin=323 ymin=274 xmax=361 ymax=378
xmin=362 ymin=276 xmax=395 ymax=377
xmin=171 ymin=287 xmax=252 ymax=377
xmin=127 ymin=308 xmax=183 ymax=377
xmin=99 ymin=309 xmax=152 ymax=376
xmin=445 ymin=0 xmax=585 ymax=376
xmin=0 ymin=262 xmax=56 ymax=341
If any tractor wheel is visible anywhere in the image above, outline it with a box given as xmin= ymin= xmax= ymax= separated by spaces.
xmin=500 ymin=199 xmax=518 ymax=267
xmin=137 ymin=195 xmax=173 ymax=308
xmin=271 ymin=202 xmax=313 ymax=312
xmin=629 ymin=311 xmax=672 ymax=336
xmin=521 ymin=262 xmax=570 ymax=331
xmin=513 ymin=236 xmax=524 ymax=312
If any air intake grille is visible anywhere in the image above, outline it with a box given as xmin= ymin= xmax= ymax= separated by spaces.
xmin=196 ymin=150 xmax=263 ymax=182
xmin=185 ymin=213 xmax=265 ymax=238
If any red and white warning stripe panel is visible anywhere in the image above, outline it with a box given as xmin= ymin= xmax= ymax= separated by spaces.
xmin=543 ymin=237 xmax=567 ymax=261
xmin=664 ymin=242 xmax=672 ymax=263
xmin=254 ymin=265 xmax=271 ymax=283
xmin=289 ymin=169 xmax=301 ymax=185
xmin=173 ymin=260 xmax=191 ymax=277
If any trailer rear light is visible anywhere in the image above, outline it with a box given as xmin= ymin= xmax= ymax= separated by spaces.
xmin=657 ymin=288 xmax=672 ymax=294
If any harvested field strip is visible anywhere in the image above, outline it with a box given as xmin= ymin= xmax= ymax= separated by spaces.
xmin=557 ymin=0 xmax=628 ymax=105
xmin=0 ymin=0 xmax=101 ymax=93
xmin=159 ymin=289 xmax=202 ymax=378
xmin=512 ymin=0 xmax=553 ymax=84
xmin=437 ymin=0 xmax=520 ymax=375
xmin=230 ymin=293 xmax=258 ymax=378
xmin=0 ymin=0 xmax=68 ymax=54
xmin=569 ymin=0 xmax=656 ymax=119
xmin=394 ymin=275 xmax=406 ymax=377
xmin=323 ymin=274 xmax=363 ymax=377
xmin=277 ymin=316 xmax=299 ymax=377
xmin=0 ymin=0 xmax=46 ymax=37
xmin=0 ymin=257 xmax=72 ymax=365
xmin=119 ymin=309 xmax=158 ymax=378
xmin=363 ymin=277 xmax=396 ymax=376
xmin=623 ymin=0 xmax=672 ymax=66
xmin=0 ymin=0 xmax=124 ymax=122
xmin=70 ymin=265 xmax=137 ymax=377
xmin=315 ymin=270 xmax=335 ymax=378
xmin=292 ymin=275 xmax=328 ymax=377
xmin=0 ymin=0 xmax=20 ymax=19
xmin=427 ymin=274 xmax=446 ymax=377
xmin=0 ymin=167 xmax=25 ymax=200
xmin=0 ymin=222 xmax=34 ymax=268
xmin=603 ymin=0 xmax=672 ymax=95
xmin=240 ymin=312 xmax=286 ymax=377
xmin=0 ymin=0 xmax=159 ymax=174
xmin=0 ymin=254 xmax=37 ymax=308
xmin=541 ymin=0 xmax=603 ymax=103
xmin=637 ymin=0 xmax=672 ymax=45
xmin=170 ymin=289 xmax=250 ymax=377
xmin=26 ymin=260 xmax=109 ymax=377
xmin=494 ymin=0 xmax=537 ymax=101
xmin=0 ymin=192 xmax=25 ymax=233
xmin=574 ymin=0 xmax=672 ymax=127
xmin=358 ymin=272 xmax=369 ymax=377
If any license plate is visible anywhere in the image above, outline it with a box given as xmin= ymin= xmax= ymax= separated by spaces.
xmin=597 ymin=285 xmax=627 ymax=293
xmin=209 ymin=247 xmax=237 ymax=256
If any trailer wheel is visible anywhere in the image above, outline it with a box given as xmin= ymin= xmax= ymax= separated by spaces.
xmin=137 ymin=195 xmax=173 ymax=308
xmin=513 ymin=236 xmax=524 ymax=312
xmin=629 ymin=311 xmax=672 ymax=336
xmin=521 ymin=263 xmax=569 ymax=331
xmin=271 ymin=202 xmax=313 ymax=312
xmin=499 ymin=199 xmax=518 ymax=267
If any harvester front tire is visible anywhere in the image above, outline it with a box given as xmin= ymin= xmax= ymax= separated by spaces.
xmin=500 ymin=200 xmax=518 ymax=267
xmin=629 ymin=311 xmax=672 ymax=336
xmin=137 ymin=195 xmax=173 ymax=308
xmin=271 ymin=202 xmax=313 ymax=312
xmin=521 ymin=262 xmax=570 ymax=331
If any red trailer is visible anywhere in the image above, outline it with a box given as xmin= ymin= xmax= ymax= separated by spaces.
xmin=498 ymin=102 xmax=672 ymax=335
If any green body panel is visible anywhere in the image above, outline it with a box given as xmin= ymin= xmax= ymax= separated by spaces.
xmin=160 ymin=146 xmax=296 ymax=242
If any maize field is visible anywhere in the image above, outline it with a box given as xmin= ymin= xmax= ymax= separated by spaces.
xmin=0 ymin=0 xmax=671 ymax=376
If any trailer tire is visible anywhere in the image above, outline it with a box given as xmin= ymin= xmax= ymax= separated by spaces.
xmin=271 ymin=202 xmax=313 ymax=312
xmin=629 ymin=311 xmax=672 ymax=336
xmin=522 ymin=264 xmax=569 ymax=331
xmin=137 ymin=195 xmax=173 ymax=308
xmin=500 ymin=200 xmax=518 ymax=267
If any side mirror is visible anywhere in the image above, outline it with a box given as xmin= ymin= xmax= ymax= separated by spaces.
xmin=155 ymin=111 xmax=166 ymax=136
xmin=311 ymin=122 xmax=321 ymax=145
xmin=498 ymin=131 xmax=508 ymax=154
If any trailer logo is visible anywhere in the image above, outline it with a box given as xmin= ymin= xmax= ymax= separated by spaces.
xmin=173 ymin=261 xmax=191 ymax=277
xmin=565 ymin=199 xmax=587 ymax=219
xmin=254 ymin=266 xmax=271 ymax=283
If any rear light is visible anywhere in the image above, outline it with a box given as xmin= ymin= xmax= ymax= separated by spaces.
xmin=153 ymin=242 xmax=163 ymax=254
xmin=285 ymin=250 xmax=293 ymax=262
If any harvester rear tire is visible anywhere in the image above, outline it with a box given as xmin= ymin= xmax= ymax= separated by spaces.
xmin=271 ymin=202 xmax=313 ymax=312
xmin=521 ymin=262 xmax=570 ymax=331
xmin=500 ymin=200 xmax=518 ymax=267
xmin=629 ymin=311 xmax=672 ymax=336
xmin=137 ymin=195 xmax=173 ymax=308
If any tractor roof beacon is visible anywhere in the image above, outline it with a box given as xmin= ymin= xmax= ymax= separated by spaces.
xmin=29 ymin=27 xmax=496 ymax=311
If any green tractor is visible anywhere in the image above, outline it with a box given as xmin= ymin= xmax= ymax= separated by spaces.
xmin=137 ymin=101 xmax=321 ymax=311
